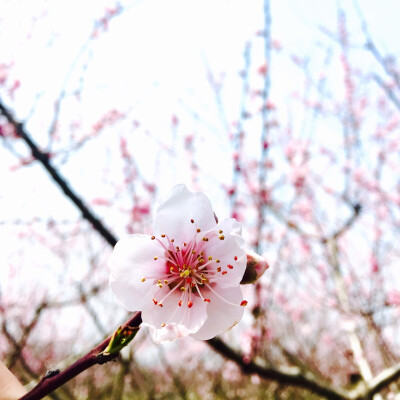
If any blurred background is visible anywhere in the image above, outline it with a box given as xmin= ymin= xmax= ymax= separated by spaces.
xmin=1 ymin=0 xmax=400 ymax=398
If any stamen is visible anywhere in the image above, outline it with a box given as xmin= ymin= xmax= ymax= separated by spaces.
xmin=240 ymin=300 xmax=248 ymax=307
xmin=187 ymin=300 xmax=193 ymax=308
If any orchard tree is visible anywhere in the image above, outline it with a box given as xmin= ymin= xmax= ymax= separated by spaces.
xmin=1 ymin=1 xmax=400 ymax=399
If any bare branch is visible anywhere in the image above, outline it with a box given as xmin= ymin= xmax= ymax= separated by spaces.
xmin=19 ymin=312 xmax=142 ymax=400
xmin=207 ymin=337 xmax=350 ymax=400
xmin=0 ymin=99 xmax=118 ymax=247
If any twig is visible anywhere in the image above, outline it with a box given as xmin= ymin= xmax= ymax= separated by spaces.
xmin=19 ymin=312 xmax=142 ymax=400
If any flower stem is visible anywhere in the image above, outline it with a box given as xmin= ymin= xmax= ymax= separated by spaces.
xmin=18 ymin=312 xmax=142 ymax=400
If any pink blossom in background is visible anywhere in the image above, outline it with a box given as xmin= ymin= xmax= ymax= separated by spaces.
xmin=109 ymin=184 xmax=247 ymax=342
xmin=387 ymin=290 xmax=400 ymax=306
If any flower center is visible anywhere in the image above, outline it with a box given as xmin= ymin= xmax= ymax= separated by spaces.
xmin=141 ymin=219 xmax=246 ymax=316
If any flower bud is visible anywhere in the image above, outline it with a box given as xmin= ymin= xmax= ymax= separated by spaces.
xmin=240 ymin=250 xmax=269 ymax=284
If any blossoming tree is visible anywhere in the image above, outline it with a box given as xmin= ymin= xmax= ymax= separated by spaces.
xmin=1 ymin=0 xmax=400 ymax=399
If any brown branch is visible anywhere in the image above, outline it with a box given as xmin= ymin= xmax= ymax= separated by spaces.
xmin=330 ymin=202 xmax=362 ymax=240
xmin=207 ymin=337 xmax=350 ymax=400
xmin=368 ymin=362 xmax=400 ymax=397
xmin=19 ymin=312 xmax=142 ymax=400
xmin=0 ymin=99 xmax=118 ymax=247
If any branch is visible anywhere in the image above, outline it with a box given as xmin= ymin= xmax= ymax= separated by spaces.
xmin=0 ymin=99 xmax=118 ymax=247
xmin=19 ymin=312 xmax=142 ymax=400
xmin=207 ymin=337 xmax=350 ymax=400
xmin=368 ymin=362 xmax=400 ymax=398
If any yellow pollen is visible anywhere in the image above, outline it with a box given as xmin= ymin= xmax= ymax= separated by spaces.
xmin=192 ymin=250 xmax=196 ymax=254
xmin=158 ymin=283 xmax=163 ymax=288
xmin=170 ymin=266 xmax=175 ymax=272
xmin=161 ymin=234 xmax=166 ymax=238
xmin=154 ymin=256 xmax=158 ymax=260
xmin=208 ymin=256 xmax=212 ymax=260
xmin=219 ymin=235 xmax=225 ymax=240
xmin=141 ymin=278 xmax=146 ymax=282
xmin=151 ymin=236 xmax=155 ymax=240
xmin=180 ymin=287 xmax=186 ymax=292
xmin=219 ymin=230 xmax=223 ymax=234
xmin=216 ymin=259 xmax=220 ymax=263
xmin=161 ymin=323 xmax=166 ymax=327
xmin=164 ymin=280 xmax=168 ymax=284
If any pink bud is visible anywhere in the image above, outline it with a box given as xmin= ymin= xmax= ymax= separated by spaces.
xmin=240 ymin=250 xmax=269 ymax=284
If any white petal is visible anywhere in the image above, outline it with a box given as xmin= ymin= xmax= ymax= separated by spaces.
xmin=190 ymin=286 xmax=244 ymax=340
xmin=141 ymin=288 xmax=207 ymax=334
xmin=154 ymin=184 xmax=217 ymax=245
xmin=144 ymin=323 xmax=192 ymax=344
xmin=220 ymin=218 xmax=243 ymax=236
xmin=205 ymin=219 xmax=246 ymax=288
xmin=108 ymin=234 xmax=166 ymax=311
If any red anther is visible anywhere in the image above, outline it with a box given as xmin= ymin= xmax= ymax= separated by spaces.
xmin=234 ymin=256 xmax=238 ymax=261
xmin=204 ymin=298 xmax=211 ymax=303
xmin=187 ymin=301 xmax=193 ymax=308
xmin=240 ymin=300 xmax=248 ymax=307
xmin=222 ymin=271 xmax=228 ymax=275
xmin=178 ymin=300 xmax=182 ymax=307
xmin=158 ymin=303 xmax=163 ymax=307
xmin=227 ymin=264 xmax=233 ymax=269
xmin=186 ymin=277 xmax=192 ymax=284
xmin=153 ymin=299 xmax=158 ymax=305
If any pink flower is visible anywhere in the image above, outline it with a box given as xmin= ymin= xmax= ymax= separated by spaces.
xmin=109 ymin=184 xmax=247 ymax=342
